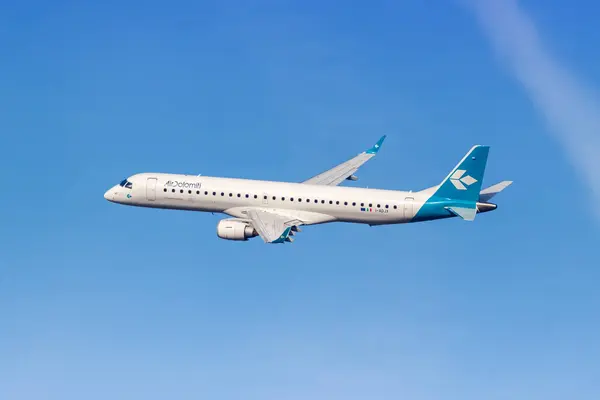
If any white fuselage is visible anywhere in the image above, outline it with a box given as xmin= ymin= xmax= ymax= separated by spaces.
xmin=104 ymin=173 xmax=430 ymax=226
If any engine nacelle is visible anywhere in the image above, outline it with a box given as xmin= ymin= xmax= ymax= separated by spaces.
xmin=216 ymin=220 xmax=258 ymax=241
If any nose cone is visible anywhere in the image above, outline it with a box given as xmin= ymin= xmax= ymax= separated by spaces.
xmin=104 ymin=188 xmax=115 ymax=202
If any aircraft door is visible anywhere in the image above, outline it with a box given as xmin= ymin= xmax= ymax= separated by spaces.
xmin=146 ymin=177 xmax=157 ymax=201
xmin=403 ymin=197 xmax=414 ymax=220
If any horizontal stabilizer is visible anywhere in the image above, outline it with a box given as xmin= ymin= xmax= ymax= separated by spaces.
xmin=479 ymin=181 xmax=513 ymax=202
xmin=446 ymin=206 xmax=477 ymax=221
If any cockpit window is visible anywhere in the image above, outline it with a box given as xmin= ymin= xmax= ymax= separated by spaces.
xmin=119 ymin=179 xmax=133 ymax=189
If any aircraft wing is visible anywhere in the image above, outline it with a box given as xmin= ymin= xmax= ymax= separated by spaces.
xmin=246 ymin=209 xmax=299 ymax=244
xmin=302 ymin=135 xmax=386 ymax=186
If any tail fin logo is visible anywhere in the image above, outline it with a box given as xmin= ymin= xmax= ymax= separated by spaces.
xmin=450 ymin=169 xmax=478 ymax=190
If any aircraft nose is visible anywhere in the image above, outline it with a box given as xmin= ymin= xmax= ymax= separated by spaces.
xmin=104 ymin=189 xmax=114 ymax=202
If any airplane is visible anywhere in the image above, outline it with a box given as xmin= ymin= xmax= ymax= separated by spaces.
xmin=104 ymin=136 xmax=512 ymax=244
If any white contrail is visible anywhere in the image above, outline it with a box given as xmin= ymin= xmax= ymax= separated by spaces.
xmin=467 ymin=0 xmax=600 ymax=217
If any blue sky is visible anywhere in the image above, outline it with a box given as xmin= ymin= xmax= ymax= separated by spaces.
xmin=1 ymin=1 xmax=599 ymax=399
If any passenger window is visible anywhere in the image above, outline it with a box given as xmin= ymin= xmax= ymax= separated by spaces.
xmin=361 ymin=203 xmax=364 ymax=207
xmin=229 ymin=193 xmax=233 ymax=197
xmin=180 ymin=190 xmax=184 ymax=193
xmin=254 ymin=194 xmax=257 ymax=199
xmin=163 ymin=188 xmax=167 ymax=192
xmin=196 ymin=191 xmax=200 ymax=194
xmin=352 ymin=202 xmax=356 ymax=206
xmin=290 ymin=198 xmax=294 ymax=202
xmin=237 ymin=194 xmax=241 ymax=198
xmin=329 ymin=200 xmax=332 ymax=204
xmin=314 ymin=199 xmax=318 ymax=204
xmin=368 ymin=203 xmax=372 ymax=207
xmin=213 ymin=192 xmax=216 ymax=196
xmin=172 ymin=189 xmax=175 ymax=193
xmin=385 ymin=204 xmax=389 ymax=208
xmin=205 ymin=191 xmax=208 ymax=195
xmin=344 ymin=202 xmax=348 ymax=205
xmin=188 ymin=190 xmax=192 ymax=194
xmin=273 ymin=196 xmax=276 ymax=200
xmin=245 ymin=194 xmax=249 ymax=198
xmin=336 ymin=201 xmax=339 ymax=205
xmin=377 ymin=204 xmax=380 ymax=208
xmin=393 ymin=205 xmax=397 ymax=209
xmin=282 ymin=197 xmax=285 ymax=201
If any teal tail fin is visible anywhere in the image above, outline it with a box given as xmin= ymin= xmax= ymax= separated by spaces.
xmin=433 ymin=145 xmax=490 ymax=202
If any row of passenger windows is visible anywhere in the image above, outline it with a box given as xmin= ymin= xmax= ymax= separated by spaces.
xmin=163 ymin=188 xmax=398 ymax=209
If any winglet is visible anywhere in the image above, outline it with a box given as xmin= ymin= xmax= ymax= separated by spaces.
xmin=270 ymin=226 xmax=292 ymax=244
xmin=365 ymin=135 xmax=387 ymax=154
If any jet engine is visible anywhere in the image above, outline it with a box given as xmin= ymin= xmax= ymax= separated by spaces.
xmin=216 ymin=220 xmax=258 ymax=241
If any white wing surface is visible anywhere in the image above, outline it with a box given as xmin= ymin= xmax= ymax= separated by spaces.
xmin=246 ymin=209 xmax=297 ymax=244
xmin=302 ymin=135 xmax=386 ymax=186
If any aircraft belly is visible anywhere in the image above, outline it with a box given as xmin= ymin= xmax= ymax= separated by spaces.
xmin=329 ymin=209 xmax=404 ymax=225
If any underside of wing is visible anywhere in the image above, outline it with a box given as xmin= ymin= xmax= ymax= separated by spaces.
xmin=302 ymin=135 xmax=386 ymax=186
xmin=245 ymin=209 xmax=300 ymax=244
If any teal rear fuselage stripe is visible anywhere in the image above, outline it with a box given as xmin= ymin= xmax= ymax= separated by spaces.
xmin=412 ymin=196 xmax=476 ymax=222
